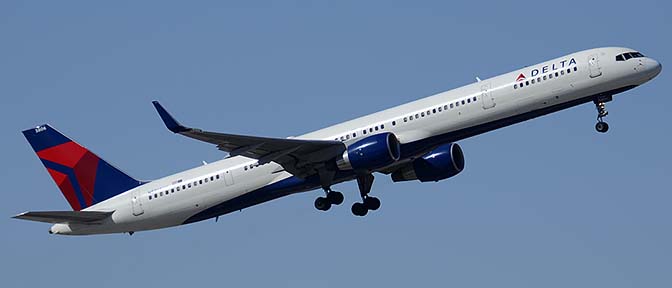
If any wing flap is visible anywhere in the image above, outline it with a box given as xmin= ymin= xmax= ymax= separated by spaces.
xmin=12 ymin=211 xmax=113 ymax=224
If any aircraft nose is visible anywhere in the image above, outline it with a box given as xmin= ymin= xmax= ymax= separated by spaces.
xmin=644 ymin=58 xmax=662 ymax=79
xmin=651 ymin=59 xmax=662 ymax=77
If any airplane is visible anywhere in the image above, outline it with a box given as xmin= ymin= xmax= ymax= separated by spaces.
xmin=13 ymin=47 xmax=661 ymax=235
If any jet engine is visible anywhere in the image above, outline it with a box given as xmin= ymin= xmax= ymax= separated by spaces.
xmin=391 ymin=143 xmax=464 ymax=182
xmin=337 ymin=132 xmax=400 ymax=171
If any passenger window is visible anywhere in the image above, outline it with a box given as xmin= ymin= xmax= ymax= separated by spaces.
xmin=450 ymin=103 xmax=454 ymax=108
xmin=154 ymin=193 xmax=158 ymax=198
xmin=199 ymin=180 xmax=203 ymax=184
xmin=473 ymin=96 xmax=477 ymax=101
xmin=537 ymin=77 xmax=541 ymax=82
xmin=149 ymin=195 xmax=152 ymax=200
xmin=353 ymin=133 xmax=356 ymax=137
xmin=216 ymin=175 xmax=220 ymax=179
xmin=374 ymin=126 xmax=379 ymax=131
xmin=160 ymin=192 xmax=163 ymax=196
xmin=560 ymin=70 xmax=565 ymax=75
xmin=461 ymin=100 xmax=465 ymax=105
xmin=555 ymin=72 xmax=559 ymax=77
xmin=171 ymin=188 xmax=175 ymax=192
xmin=574 ymin=67 xmax=577 ymax=71
xmin=514 ymin=84 xmax=518 ymax=89
xmin=456 ymin=102 xmax=460 ymax=107
xmin=403 ymin=117 xmax=407 ymax=122
xmin=210 ymin=176 xmax=214 ymax=181
xmin=415 ymin=114 xmax=419 ymax=119
xmin=369 ymin=128 xmax=373 ymax=132
xmin=381 ymin=124 xmax=385 ymax=129
xmin=438 ymin=107 xmax=442 ymax=112
xmin=421 ymin=112 xmax=425 ymax=117
xmin=204 ymin=178 xmax=208 ymax=183
xmin=531 ymin=79 xmax=535 ymax=84
xmin=525 ymin=80 xmax=530 ymax=86
xmin=187 ymin=183 xmax=191 ymax=188
xmin=566 ymin=69 xmax=571 ymax=74
xmin=444 ymin=105 xmax=448 ymax=110
xmin=467 ymin=98 xmax=471 ymax=103
xmin=177 ymin=187 xmax=180 ymax=191
xmin=363 ymin=129 xmax=367 ymax=134
xmin=433 ymin=108 xmax=436 ymax=113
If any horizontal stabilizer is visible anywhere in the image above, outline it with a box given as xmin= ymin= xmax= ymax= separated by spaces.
xmin=12 ymin=211 xmax=113 ymax=224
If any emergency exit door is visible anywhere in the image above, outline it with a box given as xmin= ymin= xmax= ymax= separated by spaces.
xmin=481 ymin=83 xmax=495 ymax=109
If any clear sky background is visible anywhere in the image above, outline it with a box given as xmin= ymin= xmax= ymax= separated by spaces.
xmin=2 ymin=1 xmax=670 ymax=287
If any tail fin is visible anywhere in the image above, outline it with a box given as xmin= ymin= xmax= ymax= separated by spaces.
xmin=22 ymin=124 xmax=143 ymax=211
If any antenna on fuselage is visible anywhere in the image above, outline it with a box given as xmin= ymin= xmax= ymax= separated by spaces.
xmin=475 ymin=77 xmax=481 ymax=82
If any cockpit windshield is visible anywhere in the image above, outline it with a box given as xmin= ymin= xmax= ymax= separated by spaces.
xmin=616 ymin=51 xmax=645 ymax=61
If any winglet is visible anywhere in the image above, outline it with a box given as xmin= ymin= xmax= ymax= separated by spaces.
xmin=152 ymin=101 xmax=190 ymax=133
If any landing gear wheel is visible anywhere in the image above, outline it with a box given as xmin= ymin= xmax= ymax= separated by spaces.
xmin=595 ymin=121 xmax=609 ymax=133
xmin=351 ymin=202 xmax=368 ymax=216
xmin=364 ymin=196 xmax=381 ymax=211
xmin=314 ymin=197 xmax=331 ymax=211
xmin=326 ymin=191 xmax=344 ymax=205
xmin=593 ymin=97 xmax=611 ymax=134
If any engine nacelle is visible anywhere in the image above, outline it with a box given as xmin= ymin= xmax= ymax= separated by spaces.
xmin=391 ymin=143 xmax=464 ymax=182
xmin=337 ymin=132 xmax=401 ymax=171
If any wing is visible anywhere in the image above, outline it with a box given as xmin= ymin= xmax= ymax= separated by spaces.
xmin=12 ymin=211 xmax=113 ymax=224
xmin=152 ymin=101 xmax=345 ymax=178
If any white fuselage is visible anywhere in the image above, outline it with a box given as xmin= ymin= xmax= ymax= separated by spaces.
xmin=51 ymin=47 xmax=661 ymax=235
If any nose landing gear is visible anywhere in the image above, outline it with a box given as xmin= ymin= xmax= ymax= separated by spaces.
xmin=593 ymin=95 xmax=612 ymax=133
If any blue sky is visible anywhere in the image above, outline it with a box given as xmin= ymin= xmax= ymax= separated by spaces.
xmin=1 ymin=1 xmax=670 ymax=287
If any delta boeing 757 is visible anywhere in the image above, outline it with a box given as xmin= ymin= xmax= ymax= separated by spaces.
xmin=14 ymin=47 xmax=661 ymax=235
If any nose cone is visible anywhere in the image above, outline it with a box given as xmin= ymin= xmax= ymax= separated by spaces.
xmin=647 ymin=58 xmax=662 ymax=79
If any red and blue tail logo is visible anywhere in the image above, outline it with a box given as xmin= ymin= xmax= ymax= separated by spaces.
xmin=23 ymin=125 xmax=143 ymax=211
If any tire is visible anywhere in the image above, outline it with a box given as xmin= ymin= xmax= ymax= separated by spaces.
xmin=327 ymin=191 xmax=344 ymax=205
xmin=364 ymin=197 xmax=381 ymax=211
xmin=595 ymin=122 xmax=609 ymax=133
xmin=351 ymin=202 xmax=368 ymax=216
xmin=314 ymin=197 xmax=331 ymax=211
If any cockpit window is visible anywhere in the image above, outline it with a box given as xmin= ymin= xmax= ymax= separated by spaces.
xmin=616 ymin=51 xmax=645 ymax=61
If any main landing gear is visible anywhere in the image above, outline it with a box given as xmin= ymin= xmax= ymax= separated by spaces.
xmin=593 ymin=95 xmax=612 ymax=133
xmin=313 ymin=173 xmax=381 ymax=217
xmin=314 ymin=165 xmax=344 ymax=211
xmin=314 ymin=189 xmax=344 ymax=211
xmin=351 ymin=174 xmax=380 ymax=217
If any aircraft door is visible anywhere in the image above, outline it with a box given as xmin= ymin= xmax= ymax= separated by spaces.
xmin=131 ymin=192 xmax=144 ymax=216
xmin=481 ymin=83 xmax=495 ymax=109
xmin=588 ymin=54 xmax=602 ymax=78
xmin=224 ymin=170 xmax=234 ymax=186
